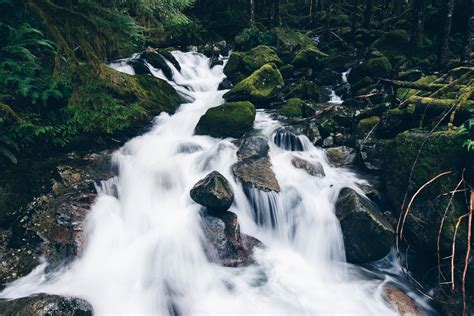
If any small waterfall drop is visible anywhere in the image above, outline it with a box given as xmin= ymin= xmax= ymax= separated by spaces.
xmin=1 ymin=52 xmax=425 ymax=315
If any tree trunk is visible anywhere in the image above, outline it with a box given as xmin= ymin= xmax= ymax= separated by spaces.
xmin=439 ymin=0 xmax=456 ymax=66
xmin=250 ymin=0 xmax=256 ymax=26
xmin=363 ymin=0 xmax=373 ymax=28
xmin=410 ymin=0 xmax=427 ymax=50
xmin=309 ymin=0 xmax=318 ymax=25
xmin=461 ymin=2 xmax=473 ymax=61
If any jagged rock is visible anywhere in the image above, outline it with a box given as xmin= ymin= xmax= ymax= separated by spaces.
xmin=383 ymin=286 xmax=426 ymax=316
xmin=190 ymin=171 xmax=234 ymax=212
xmin=335 ymin=188 xmax=395 ymax=263
xmin=291 ymin=156 xmax=325 ymax=177
xmin=195 ymin=101 xmax=256 ymax=138
xmin=223 ymin=64 xmax=284 ymax=105
xmin=0 ymin=294 xmax=93 ymax=316
xmin=325 ymin=146 xmax=357 ymax=167
xmin=232 ymin=136 xmax=280 ymax=192
xmin=201 ymin=211 xmax=262 ymax=267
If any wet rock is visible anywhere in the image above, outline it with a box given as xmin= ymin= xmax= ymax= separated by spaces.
xmin=325 ymin=146 xmax=357 ymax=167
xmin=335 ymin=188 xmax=395 ymax=263
xmin=127 ymin=58 xmax=151 ymax=75
xmin=140 ymin=51 xmax=174 ymax=79
xmin=0 ymin=294 xmax=93 ymax=316
xmin=236 ymin=136 xmax=269 ymax=160
xmin=223 ymin=64 xmax=284 ymax=106
xmin=322 ymin=136 xmax=334 ymax=148
xmin=233 ymin=136 xmax=280 ymax=193
xmin=190 ymin=171 xmax=234 ymax=212
xmin=195 ymin=101 xmax=256 ymax=138
xmin=218 ymin=78 xmax=232 ymax=90
xmin=291 ymin=156 xmax=325 ymax=177
xmin=1 ymin=151 xmax=114 ymax=287
xmin=383 ymin=286 xmax=426 ymax=316
xmin=233 ymin=157 xmax=280 ymax=193
xmin=201 ymin=211 xmax=262 ymax=267
xmin=274 ymin=127 xmax=305 ymax=151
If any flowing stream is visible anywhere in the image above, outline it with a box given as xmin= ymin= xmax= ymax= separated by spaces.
xmin=1 ymin=52 xmax=426 ymax=315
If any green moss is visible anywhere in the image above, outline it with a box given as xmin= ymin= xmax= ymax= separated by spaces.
xmin=223 ymin=52 xmax=244 ymax=81
xmin=383 ymin=130 xmax=468 ymax=252
xmin=378 ymin=105 xmax=416 ymax=138
xmin=67 ymin=67 xmax=181 ymax=136
xmin=195 ymin=101 xmax=256 ymax=138
xmin=366 ymin=57 xmax=392 ymax=77
xmin=396 ymin=75 xmax=438 ymax=101
xmin=292 ymin=46 xmax=329 ymax=68
xmin=272 ymin=27 xmax=315 ymax=52
xmin=242 ymin=45 xmax=282 ymax=73
xmin=280 ymin=98 xmax=304 ymax=118
xmin=223 ymin=63 xmax=284 ymax=105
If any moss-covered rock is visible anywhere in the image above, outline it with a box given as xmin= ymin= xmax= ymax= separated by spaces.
xmin=292 ymin=46 xmax=329 ymax=69
xmin=377 ymin=106 xmax=416 ymax=138
xmin=223 ymin=52 xmax=245 ymax=83
xmin=241 ymin=45 xmax=282 ymax=73
xmin=67 ymin=66 xmax=181 ymax=137
xmin=348 ymin=57 xmax=392 ymax=84
xmin=355 ymin=116 xmax=380 ymax=139
xmin=271 ymin=27 xmax=315 ymax=53
xmin=223 ymin=64 xmax=284 ymax=105
xmin=195 ymin=101 xmax=256 ymax=138
xmin=396 ymin=75 xmax=438 ymax=101
xmin=280 ymin=98 xmax=304 ymax=118
xmin=382 ymin=130 xmax=468 ymax=253
xmin=316 ymin=68 xmax=342 ymax=86
xmin=335 ymin=187 xmax=395 ymax=263
xmin=284 ymin=79 xmax=330 ymax=102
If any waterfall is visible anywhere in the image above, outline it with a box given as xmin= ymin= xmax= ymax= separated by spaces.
xmin=1 ymin=52 xmax=424 ymax=315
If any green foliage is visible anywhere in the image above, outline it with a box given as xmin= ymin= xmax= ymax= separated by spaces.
xmin=235 ymin=28 xmax=274 ymax=51
xmin=459 ymin=116 xmax=474 ymax=152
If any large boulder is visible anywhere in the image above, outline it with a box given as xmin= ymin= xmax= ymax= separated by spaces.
xmin=232 ymin=136 xmax=280 ymax=192
xmin=223 ymin=64 xmax=284 ymax=105
xmin=190 ymin=171 xmax=234 ymax=212
xmin=335 ymin=188 xmax=395 ymax=263
xmin=0 ymin=294 xmax=93 ymax=316
xmin=382 ymin=130 xmax=468 ymax=253
xmin=223 ymin=52 xmax=246 ymax=84
xmin=195 ymin=101 xmax=256 ymax=138
xmin=201 ymin=211 xmax=262 ymax=267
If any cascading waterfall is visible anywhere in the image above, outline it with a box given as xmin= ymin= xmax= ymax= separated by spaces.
xmin=1 ymin=51 xmax=428 ymax=315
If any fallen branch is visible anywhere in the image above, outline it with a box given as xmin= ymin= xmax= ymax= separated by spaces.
xmin=380 ymin=79 xmax=448 ymax=91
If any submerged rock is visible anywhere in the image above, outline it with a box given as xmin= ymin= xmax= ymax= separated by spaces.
xmin=335 ymin=188 xmax=395 ymax=263
xmin=190 ymin=171 xmax=234 ymax=212
xmin=383 ymin=286 xmax=426 ymax=316
xmin=232 ymin=136 xmax=280 ymax=193
xmin=223 ymin=64 xmax=284 ymax=105
xmin=291 ymin=156 xmax=325 ymax=178
xmin=201 ymin=211 xmax=262 ymax=267
xmin=195 ymin=101 xmax=256 ymax=138
xmin=0 ymin=294 xmax=93 ymax=316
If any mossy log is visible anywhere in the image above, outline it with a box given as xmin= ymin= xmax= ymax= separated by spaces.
xmin=381 ymin=79 xmax=447 ymax=92
xmin=408 ymin=96 xmax=474 ymax=109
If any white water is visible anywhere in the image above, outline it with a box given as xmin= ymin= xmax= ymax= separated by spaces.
xmin=1 ymin=52 xmax=418 ymax=315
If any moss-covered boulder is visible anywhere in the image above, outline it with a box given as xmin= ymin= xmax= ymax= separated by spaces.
xmin=68 ymin=66 xmax=181 ymax=137
xmin=272 ymin=27 xmax=315 ymax=54
xmin=279 ymin=98 xmax=305 ymax=118
xmin=382 ymin=130 xmax=468 ymax=253
xmin=335 ymin=187 xmax=395 ymax=263
xmin=241 ymin=45 xmax=282 ymax=73
xmin=348 ymin=57 xmax=392 ymax=84
xmin=284 ymin=79 xmax=330 ymax=102
xmin=195 ymin=102 xmax=256 ymax=138
xmin=377 ymin=106 xmax=416 ymax=138
xmin=223 ymin=46 xmax=281 ymax=84
xmin=291 ymin=46 xmax=329 ymax=69
xmin=223 ymin=64 xmax=284 ymax=105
